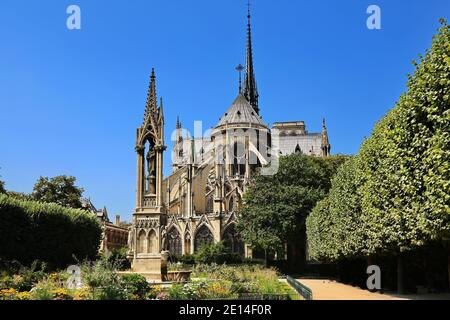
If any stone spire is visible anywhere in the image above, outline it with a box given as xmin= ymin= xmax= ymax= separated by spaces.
xmin=243 ymin=1 xmax=259 ymax=114
xmin=144 ymin=68 xmax=157 ymax=121
xmin=321 ymin=118 xmax=331 ymax=157
xmin=159 ymin=97 xmax=164 ymax=124
xmin=173 ymin=116 xmax=184 ymax=172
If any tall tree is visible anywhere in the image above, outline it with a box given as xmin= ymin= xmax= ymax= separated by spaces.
xmin=0 ymin=179 xmax=5 ymax=194
xmin=361 ymin=19 xmax=450 ymax=292
xmin=32 ymin=175 xmax=84 ymax=209
xmin=306 ymin=20 xmax=450 ymax=293
xmin=238 ymin=154 xmax=348 ymax=265
xmin=307 ymin=156 xmax=369 ymax=262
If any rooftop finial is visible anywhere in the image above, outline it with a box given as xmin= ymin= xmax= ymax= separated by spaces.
xmin=235 ymin=64 xmax=244 ymax=94
xmin=150 ymin=68 xmax=157 ymax=112
xmin=321 ymin=117 xmax=331 ymax=157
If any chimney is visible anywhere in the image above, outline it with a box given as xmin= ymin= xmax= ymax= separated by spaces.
xmin=115 ymin=215 xmax=120 ymax=226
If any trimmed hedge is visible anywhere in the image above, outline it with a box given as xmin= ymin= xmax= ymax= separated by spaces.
xmin=0 ymin=194 xmax=102 ymax=269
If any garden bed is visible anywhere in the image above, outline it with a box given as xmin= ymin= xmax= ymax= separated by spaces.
xmin=0 ymin=260 xmax=300 ymax=300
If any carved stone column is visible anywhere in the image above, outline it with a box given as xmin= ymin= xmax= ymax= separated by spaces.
xmin=135 ymin=146 xmax=145 ymax=208
xmin=156 ymin=146 xmax=164 ymax=207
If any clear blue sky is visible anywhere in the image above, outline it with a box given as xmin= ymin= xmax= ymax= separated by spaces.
xmin=1 ymin=0 xmax=449 ymax=221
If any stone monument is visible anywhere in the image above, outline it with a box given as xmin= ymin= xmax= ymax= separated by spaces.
xmin=127 ymin=68 xmax=167 ymax=280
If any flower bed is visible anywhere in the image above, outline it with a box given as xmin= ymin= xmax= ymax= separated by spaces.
xmin=0 ymin=260 xmax=299 ymax=300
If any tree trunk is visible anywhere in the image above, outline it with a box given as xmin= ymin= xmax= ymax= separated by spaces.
xmin=397 ymin=253 xmax=405 ymax=294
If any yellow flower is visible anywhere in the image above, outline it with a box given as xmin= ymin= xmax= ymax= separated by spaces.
xmin=73 ymin=288 xmax=90 ymax=300
xmin=16 ymin=292 xmax=31 ymax=300
xmin=50 ymin=289 xmax=65 ymax=295
xmin=49 ymin=273 xmax=60 ymax=281
xmin=0 ymin=288 xmax=18 ymax=300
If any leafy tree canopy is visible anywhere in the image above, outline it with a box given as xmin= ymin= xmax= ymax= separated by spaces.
xmin=238 ymin=154 xmax=349 ymax=254
xmin=307 ymin=20 xmax=450 ymax=263
xmin=32 ymin=175 xmax=84 ymax=209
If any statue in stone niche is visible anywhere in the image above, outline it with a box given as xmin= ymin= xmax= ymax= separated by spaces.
xmin=127 ymin=227 xmax=134 ymax=255
xmin=146 ymin=141 xmax=157 ymax=194
xmin=160 ymin=225 xmax=167 ymax=251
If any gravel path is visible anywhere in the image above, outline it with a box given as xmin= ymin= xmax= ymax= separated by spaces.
xmin=297 ymin=279 xmax=450 ymax=300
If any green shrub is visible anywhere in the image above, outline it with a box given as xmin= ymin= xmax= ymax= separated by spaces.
xmin=168 ymin=281 xmax=209 ymax=300
xmin=193 ymin=242 xmax=243 ymax=265
xmin=14 ymin=261 xmax=47 ymax=291
xmin=0 ymin=194 xmax=102 ymax=269
xmin=189 ymin=264 xmax=297 ymax=300
xmin=0 ymin=260 xmax=47 ymax=291
xmin=120 ymin=274 xmax=150 ymax=299
xmin=177 ymin=254 xmax=196 ymax=265
xmin=29 ymin=272 xmax=73 ymax=300
xmin=106 ymin=247 xmax=131 ymax=271
xmin=81 ymin=258 xmax=129 ymax=300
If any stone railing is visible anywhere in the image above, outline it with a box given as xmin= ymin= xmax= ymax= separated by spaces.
xmin=143 ymin=195 xmax=157 ymax=208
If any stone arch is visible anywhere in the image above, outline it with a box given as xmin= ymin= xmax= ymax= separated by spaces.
xmin=222 ymin=223 xmax=244 ymax=255
xmin=147 ymin=229 xmax=157 ymax=254
xmin=137 ymin=229 xmax=147 ymax=254
xmin=167 ymin=227 xmax=182 ymax=257
xmin=194 ymin=224 xmax=214 ymax=251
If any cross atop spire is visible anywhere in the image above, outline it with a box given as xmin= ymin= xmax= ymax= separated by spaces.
xmin=243 ymin=0 xmax=259 ymax=114
xmin=235 ymin=64 xmax=244 ymax=94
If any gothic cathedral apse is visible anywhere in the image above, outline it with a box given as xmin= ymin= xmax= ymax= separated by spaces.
xmin=127 ymin=8 xmax=331 ymax=275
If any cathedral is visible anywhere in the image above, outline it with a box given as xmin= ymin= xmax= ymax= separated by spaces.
xmin=127 ymin=8 xmax=331 ymax=273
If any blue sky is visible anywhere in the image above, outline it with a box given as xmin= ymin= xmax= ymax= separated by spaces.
xmin=0 ymin=0 xmax=449 ymax=221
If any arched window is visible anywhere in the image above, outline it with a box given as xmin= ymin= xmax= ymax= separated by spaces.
xmin=147 ymin=229 xmax=157 ymax=254
xmin=194 ymin=225 xmax=214 ymax=251
xmin=137 ymin=229 xmax=147 ymax=254
xmin=232 ymin=142 xmax=246 ymax=176
xmin=223 ymin=224 xmax=244 ymax=255
xmin=167 ymin=227 xmax=182 ymax=257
